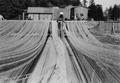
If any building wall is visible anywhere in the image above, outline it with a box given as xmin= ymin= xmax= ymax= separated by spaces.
xmin=59 ymin=6 xmax=88 ymax=20
xmin=51 ymin=7 xmax=59 ymax=20
xmin=28 ymin=14 xmax=52 ymax=20
xmin=74 ymin=7 xmax=88 ymax=20
xmin=40 ymin=14 xmax=52 ymax=20
xmin=27 ymin=6 xmax=88 ymax=20
xmin=60 ymin=6 xmax=74 ymax=20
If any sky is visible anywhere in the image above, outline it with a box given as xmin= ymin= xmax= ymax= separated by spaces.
xmin=81 ymin=0 xmax=120 ymax=11
xmin=94 ymin=0 xmax=120 ymax=10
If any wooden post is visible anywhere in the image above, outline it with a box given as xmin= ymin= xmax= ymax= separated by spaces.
xmin=111 ymin=22 xmax=115 ymax=35
xmin=19 ymin=15 xmax=21 ymax=20
xmin=23 ymin=12 xmax=25 ymax=20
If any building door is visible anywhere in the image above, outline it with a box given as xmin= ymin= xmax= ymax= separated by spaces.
xmin=70 ymin=8 xmax=75 ymax=20
xmin=33 ymin=14 xmax=39 ymax=20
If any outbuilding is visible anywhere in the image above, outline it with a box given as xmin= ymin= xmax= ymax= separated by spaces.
xmin=27 ymin=7 xmax=53 ymax=20
xmin=74 ymin=6 xmax=88 ymax=20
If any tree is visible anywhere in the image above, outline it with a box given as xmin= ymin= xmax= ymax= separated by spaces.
xmin=111 ymin=5 xmax=120 ymax=20
xmin=88 ymin=2 xmax=104 ymax=21
xmin=10 ymin=0 xmax=29 ymax=8
xmin=0 ymin=0 xmax=85 ymax=19
xmin=0 ymin=0 xmax=16 ymax=19
xmin=89 ymin=0 xmax=95 ymax=6
xmin=78 ymin=0 xmax=82 ymax=6
xmin=95 ymin=5 xmax=104 ymax=20
xmin=83 ymin=0 xmax=87 ymax=7
xmin=88 ymin=2 xmax=96 ymax=20
xmin=0 ymin=0 xmax=32 ymax=19
xmin=70 ymin=0 xmax=79 ymax=6
xmin=108 ymin=6 xmax=113 ymax=20
xmin=107 ymin=5 xmax=120 ymax=21
xmin=63 ymin=0 xmax=72 ymax=5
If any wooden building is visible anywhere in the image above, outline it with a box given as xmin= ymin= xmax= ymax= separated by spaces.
xmin=74 ymin=6 xmax=88 ymax=20
xmin=60 ymin=6 xmax=88 ymax=20
xmin=27 ymin=7 xmax=53 ymax=20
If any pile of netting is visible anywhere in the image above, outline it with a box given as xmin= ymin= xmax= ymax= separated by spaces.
xmin=0 ymin=20 xmax=120 ymax=83
xmin=90 ymin=21 xmax=120 ymax=34
xmin=90 ymin=21 xmax=120 ymax=45
xmin=0 ymin=20 xmax=50 ymax=82
xmin=63 ymin=21 xmax=120 ymax=83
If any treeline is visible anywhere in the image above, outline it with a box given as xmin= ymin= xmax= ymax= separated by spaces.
xmin=87 ymin=0 xmax=120 ymax=21
xmin=0 ymin=0 xmax=104 ymax=20
xmin=0 ymin=0 xmax=119 ymax=21
xmin=106 ymin=5 xmax=120 ymax=21
xmin=0 ymin=0 xmax=81 ymax=19
xmin=0 ymin=0 xmax=30 ymax=19
xmin=88 ymin=0 xmax=104 ymax=21
xmin=32 ymin=0 xmax=80 ymax=7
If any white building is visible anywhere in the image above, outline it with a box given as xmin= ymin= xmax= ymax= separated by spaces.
xmin=74 ymin=6 xmax=88 ymax=20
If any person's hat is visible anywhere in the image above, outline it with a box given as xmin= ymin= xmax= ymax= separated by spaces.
xmin=60 ymin=12 xmax=63 ymax=15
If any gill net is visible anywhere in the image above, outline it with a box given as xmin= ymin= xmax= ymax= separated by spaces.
xmin=0 ymin=20 xmax=120 ymax=83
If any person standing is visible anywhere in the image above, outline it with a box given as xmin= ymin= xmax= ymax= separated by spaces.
xmin=75 ymin=13 xmax=80 ymax=20
xmin=57 ymin=12 xmax=65 ymax=38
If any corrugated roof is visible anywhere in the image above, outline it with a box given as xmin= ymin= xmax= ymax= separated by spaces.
xmin=73 ymin=5 xmax=89 ymax=9
xmin=27 ymin=7 xmax=53 ymax=13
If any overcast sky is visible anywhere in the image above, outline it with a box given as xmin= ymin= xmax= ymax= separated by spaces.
xmin=83 ymin=0 xmax=120 ymax=11
xmin=94 ymin=0 xmax=120 ymax=10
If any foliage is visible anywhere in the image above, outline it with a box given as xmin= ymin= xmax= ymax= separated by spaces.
xmin=0 ymin=0 xmax=82 ymax=19
xmin=95 ymin=5 xmax=104 ymax=20
xmin=107 ymin=7 xmax=113 ymax=20
xmin=88 ymin=2 xmax=96 ymax=20
xmin=89 ymin=0 xmax=94 ymax=6
xmin=83 ymin=0 xmax=87 ymax=7
xmin=88 ymin=0 xmax=104 ymax=21
xmin=0 ymin=0 xmax=31 ymax=19
xmin=106 ymin=5 xmax=120 ymax=21
xmin=111 ymin=5 xmax=120 ymax=20
xmin=0 ymin=0 xmax=119 ymax=20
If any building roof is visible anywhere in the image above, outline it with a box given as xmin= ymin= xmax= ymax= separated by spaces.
xmin=73 ymin=5 xmax=89 ymax=9
xmin=27 ymin=7 xmax=53 ymax=14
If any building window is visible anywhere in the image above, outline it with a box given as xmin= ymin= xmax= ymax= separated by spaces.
xmin=80 ymin=13 xmax=84 ymax=16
